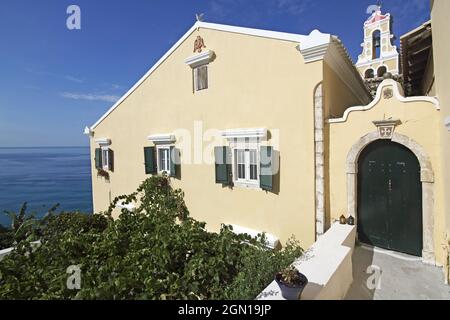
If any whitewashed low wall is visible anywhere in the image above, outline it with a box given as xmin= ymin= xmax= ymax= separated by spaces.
xmin=257 ymin=223 xmax=356 ymax=300
xmin=0 ymin=247 xmax=14 ymax=262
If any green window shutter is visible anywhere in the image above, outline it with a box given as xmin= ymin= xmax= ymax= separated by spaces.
xmin=108 ymin=149 xmax=114 ymax=172
xmin=260 ymin=146 xmax=273 ymax=191
xmin=215 ymin=146 xmax=231 ymax=185
xmin=95 ymin=148 xmax=102 ymax=169
xmin=170 ymin=146 xmax=177 ymax=178
xmin=144 ymin=147 xmax=156 ymax=174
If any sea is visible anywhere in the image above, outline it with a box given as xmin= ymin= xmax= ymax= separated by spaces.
xmin=0 ymin=147 xmax=93 ymax=227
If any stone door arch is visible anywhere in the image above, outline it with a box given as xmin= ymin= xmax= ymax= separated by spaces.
xmin=346 ymin=131 xmax=435 ymax=264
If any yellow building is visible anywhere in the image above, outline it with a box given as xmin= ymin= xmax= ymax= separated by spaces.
xmin=85 ymin=2 xmax=450 ymax=275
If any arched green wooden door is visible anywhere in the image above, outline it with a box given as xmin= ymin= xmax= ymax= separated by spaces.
xmin=357 ymin=140 xmax=423 ymax=256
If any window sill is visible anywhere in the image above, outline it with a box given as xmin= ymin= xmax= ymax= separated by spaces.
xmin=234 ymin=181 xmax=261 ymax=190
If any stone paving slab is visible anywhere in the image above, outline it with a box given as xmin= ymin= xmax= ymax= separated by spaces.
xmin=345 ymin=245 xmax=450 ymax=300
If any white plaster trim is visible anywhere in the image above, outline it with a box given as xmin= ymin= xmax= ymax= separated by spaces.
xmin=356 ymin=53 xmax=399 ymax=67
xmin=95 ymin=138 xmax=111 ymax=146
xmin=184 ymin=50 xmax=214 ymax=68
xmin=328 ymin=79 xmax=440 ymax=124
xmin=445 ymin=116 xmax=450 ymax=131
xmin=221 ymin=128 xmax=268 ymax=141
xmin=148 ymin=133 xmax=176 ymax=144
xmin=116 ymin=201 xmax=136 ymax=212
xmin=299 ymin=30 xmax=331 ymax=63
xmin=226 ymin=223 xmax=280 ymax=249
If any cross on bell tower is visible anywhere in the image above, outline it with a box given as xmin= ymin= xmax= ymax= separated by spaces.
xmin=356 ymin=3 xmax=399 ymax=81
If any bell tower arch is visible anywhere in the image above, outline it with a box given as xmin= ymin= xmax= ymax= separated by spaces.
xmin=356 ymin=4 xmax=399 ymax=79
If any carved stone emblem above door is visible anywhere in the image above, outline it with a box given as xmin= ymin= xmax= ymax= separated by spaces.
xmin=372 ymin=119 xmax=401 ymax=139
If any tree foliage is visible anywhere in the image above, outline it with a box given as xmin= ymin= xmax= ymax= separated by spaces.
xmin=0 ymin=175 xmax=302 ymax=300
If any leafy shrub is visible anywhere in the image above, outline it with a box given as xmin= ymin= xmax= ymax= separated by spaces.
xmin=0 ymin=175 xmax=303 ymax=300
xmin=0 ymin=202 xmax=63 ymax=250
xmin=0 ymin=224 xmax=13 ymax=251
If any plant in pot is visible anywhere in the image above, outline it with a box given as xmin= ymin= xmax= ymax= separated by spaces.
xmin=97 ymin=168 xmax=110 ymax=180
xmin=275 ymin=266 xmax=308 ymax=300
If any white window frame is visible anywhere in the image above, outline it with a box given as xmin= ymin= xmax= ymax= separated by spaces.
xmin=156 ymin=145 xmax=172 ymax=176
xmin=101 ymin=147 xmax=110 ymax=171
xmin=193 ymin=64 xmax=208 ymax=92
xmin=185 ymin=50 xmax=214 ymax=93
xmin=230 ymin=140 xmax=261 ymax=189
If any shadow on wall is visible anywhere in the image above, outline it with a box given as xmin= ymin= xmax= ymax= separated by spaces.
xmin=344 ymin=244 xmax=376 ymax=300
xmin=175 ymin=148 xmax=182 ymax=180
xmin=270 ymin=150 xmax=281 ymax=195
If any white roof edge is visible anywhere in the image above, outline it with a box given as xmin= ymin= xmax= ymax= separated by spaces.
xmin=90 ymin=22 xmax=201 ymax=130
xmin=90 ymin=22 xmax=326 ymax=130
xmin=197 ymin=21 xmax=308 ymax=42
xmin=328 ymin=79 xmax=440 ymax=124
xmin=221 ymin=127 xmax=268 ymax=140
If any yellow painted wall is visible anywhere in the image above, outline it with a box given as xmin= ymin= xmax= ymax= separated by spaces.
xmin=357 ymin=58 xmax=397 ymax=79
xmin=327 ymin=83 xmax=445 ymax=264
xmin=431 ymin=0 xmax=450 ymax=237
xmin=90 ymin=27 xmax=323 ymax=249
xmin=323 ymin=62 xmax=366 ymax=118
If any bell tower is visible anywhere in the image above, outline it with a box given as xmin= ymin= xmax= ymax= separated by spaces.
xmin=356 ymin=4 xmax=399 ymax=80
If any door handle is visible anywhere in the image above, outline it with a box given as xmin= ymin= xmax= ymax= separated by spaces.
xmin=388 ymin=179 xmax=392 ymax=192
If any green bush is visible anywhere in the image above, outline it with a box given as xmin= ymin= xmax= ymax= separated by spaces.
xmin=0 ymin=224 xmax=13 ymax=251
xmin=0 ymin=202 xmax=62 ymax=250
xmin=0 ymin=175 xmax=303 ymax=300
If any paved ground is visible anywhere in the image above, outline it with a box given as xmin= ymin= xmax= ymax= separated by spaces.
xmin=345 ymin=244 xmax=450 ymax=300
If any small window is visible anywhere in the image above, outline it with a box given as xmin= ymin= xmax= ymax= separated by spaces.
xmin=101 ymin=148 xmax=109 ymax=170
xmin=377 ymin=66 xmax=387 ymax=78
xmin=234 ymin=148 xmax=259 ymax=186
xmin=372 ymin=30 xmax=381 ymax=59
xmin=194 ymin=65 xmax=208 ymax=91
xmin=365 ymin=69 xmax=374 ymax=79
xmin=157 ymin=146 xmax=171 ymax=175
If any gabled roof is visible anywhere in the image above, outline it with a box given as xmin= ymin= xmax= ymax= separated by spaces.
xmin=89 ymin=21 xmax=368 ymax=130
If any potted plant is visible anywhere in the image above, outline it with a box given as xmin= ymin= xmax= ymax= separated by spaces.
xmin=275 ymin=266 xmax=308 ymax=300
xmin=97 ymin=168 xmax=110 ymax=180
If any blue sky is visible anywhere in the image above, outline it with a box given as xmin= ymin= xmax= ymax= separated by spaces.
xmin=0 ymin=0 xmax=430 ymax=147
